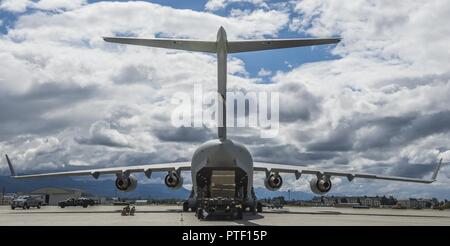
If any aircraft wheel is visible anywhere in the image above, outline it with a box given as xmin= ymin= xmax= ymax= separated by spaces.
xmin=257 ymin=202 xmax=263 ymax=213
xmin=236 ymin=208 xmax=243 ymax=220
xmin=197 ymin=208 xmax=204 ymax=220
xmin=182 ymin=202 xmax=189 ymax=212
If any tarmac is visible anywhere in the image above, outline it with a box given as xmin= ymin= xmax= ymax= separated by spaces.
xmin=1 ymin=205 xmax=450 ymax=226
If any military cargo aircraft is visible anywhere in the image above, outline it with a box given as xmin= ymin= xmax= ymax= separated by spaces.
xmin=4 ymin=27 xmax=445 ymax=219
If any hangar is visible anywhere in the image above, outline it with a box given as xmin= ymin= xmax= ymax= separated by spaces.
xmin=30 ymin=187 xmax=86 ymax=205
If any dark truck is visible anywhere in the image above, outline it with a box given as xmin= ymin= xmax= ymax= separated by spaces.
xmin=11 ymin=195 xmax=43 ymax=209
xmin=262 ymin=197 xmax=284 ymax=209
xmin=58 ymin=197 xmax=96 ymax=208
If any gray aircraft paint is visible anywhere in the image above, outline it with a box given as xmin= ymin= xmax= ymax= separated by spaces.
xmin=217 ymin=27 xmax=227 ymax=140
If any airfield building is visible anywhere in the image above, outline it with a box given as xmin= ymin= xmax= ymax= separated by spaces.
xmin=30 ymin=187 xmax=84 ymax=205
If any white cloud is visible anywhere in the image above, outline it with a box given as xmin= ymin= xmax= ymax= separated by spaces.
xmin=273 ymin=0 xmax=450 ymax=192
xmin=32 ymin=0 xmax=86 ymax=11
xmin=291 ymin=0 xmax=450 ymax=69
xmin=257 ymin=68 xmax=272 ymax=77
xmin=0 ymin=0 xmax=85 ymax=13
xmin=0 ymin=0 xmax=31 ymax=13
xmin=75 ymin=120 xmax=132 ymax=148
xmin=0 ymin=1 xmax=287 ymax=171
xmin=205 ymin=0 xmax=227 ymax=11
xmin=2 ymin=3 xmax=289 ymax=51
xmin=205 ymin=0 xmax=269 ymax=11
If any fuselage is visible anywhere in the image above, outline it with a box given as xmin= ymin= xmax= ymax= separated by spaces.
xmin=190 ymin=139 xmax=254 ymax=204
xmin=184 ymin=28 xmax=257 ymax=208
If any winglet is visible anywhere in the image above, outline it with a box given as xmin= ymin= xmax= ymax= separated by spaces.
xmin=5 ymin=154 xmax=16 ymax=177
xmin=431 ymin=158 xmax=443 ymax=181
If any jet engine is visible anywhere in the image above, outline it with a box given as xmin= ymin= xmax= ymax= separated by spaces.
xmin=115 ymin=174 xmax=138 ymax=192
xmin=165 ymin=171 xmax=183 ymax=189
xmin=264 ymin=172 xmax=283 ymax=191
xmin=310 ymin=177 xmax=332 ymax=195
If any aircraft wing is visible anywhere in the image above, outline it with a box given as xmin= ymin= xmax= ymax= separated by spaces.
xmin=4 ymin=154 xmax=190 ymax=179
xmin=103 ymin=37 xmax=217 ymax=53
xmin=227 ymin=38 xmax=341 ymax=53
xmin=253 ymin=159 xmax=445 ymax=184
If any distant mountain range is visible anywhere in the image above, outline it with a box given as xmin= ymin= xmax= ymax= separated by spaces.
xmin=255 ymin=188 xmax=313 ymax=200
xmin=0 ymin=176 xmax=312 ymax=200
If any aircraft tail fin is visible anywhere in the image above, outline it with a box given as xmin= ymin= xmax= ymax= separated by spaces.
xmin=103 ymin=37 xmax=217 ymax=53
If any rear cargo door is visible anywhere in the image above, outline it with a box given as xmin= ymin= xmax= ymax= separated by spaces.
xmin=210 ymin=170 xmax=236 ymax=198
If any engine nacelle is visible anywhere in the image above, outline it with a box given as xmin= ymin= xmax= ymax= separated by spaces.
xmin=165 ymin=171 xmax=183 ymax=189
xmin=264 ymin=172 xmax=283 ymax=191
xmin=310 ymin=177 xmax=332 ymax=195
xmin=115 ymin=174 xmax=138 ymax=192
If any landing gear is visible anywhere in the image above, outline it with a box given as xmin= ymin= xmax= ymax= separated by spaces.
xmin=196 ymin=208 xmax=205 ymax=220
xmin=236 ymin=207 xmax=243 ymax=220
xmin=183 ymin=202 xmax=189 ymax=212
xmin=256 ymin=202 xmax=263 ymax=213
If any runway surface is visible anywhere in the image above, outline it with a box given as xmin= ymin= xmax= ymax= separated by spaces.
xmin=1 ymin=205 xmax=450 ymax=226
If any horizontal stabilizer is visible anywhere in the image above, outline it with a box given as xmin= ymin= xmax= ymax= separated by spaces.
xmin=103 ymin=37 xmax=216 ymax=53
xmin=227 ymin=38 xmax=341 ymax=53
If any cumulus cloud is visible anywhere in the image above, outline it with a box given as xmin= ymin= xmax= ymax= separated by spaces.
xmin=0 ymin=0 xmax=86 ymax=13
xmin=268 ymin=0 xmax=450 ymax=195
xmin=75 ymin=121 xmax=132 ymax=148
xmin=257 ymin=68 xmax=271 ymax=77
xmin=153 ymin=126 xmax=214 ymax=143
xmin=0 ymin=0 xmax=30 ymax=13
xmin=32 ymin=0 xmax=86 ymax=11
xmin=0 ymin=1 xmax=449 ymax=198
xmin=205 ymin=0 xmax=269 ymax=11
xmin=0 ymin=0 xmax=286 ymax=170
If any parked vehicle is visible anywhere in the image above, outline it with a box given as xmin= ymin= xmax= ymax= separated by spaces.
xmin=11 ymin=195 xmax=43 ymax=210
xmin=392 ymin=203 xmax=407 ymax=209
xmin=58 ymin=197 xmax=96 ymax=208
xmin=261 ymin=197 xmax=284 ymax=209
